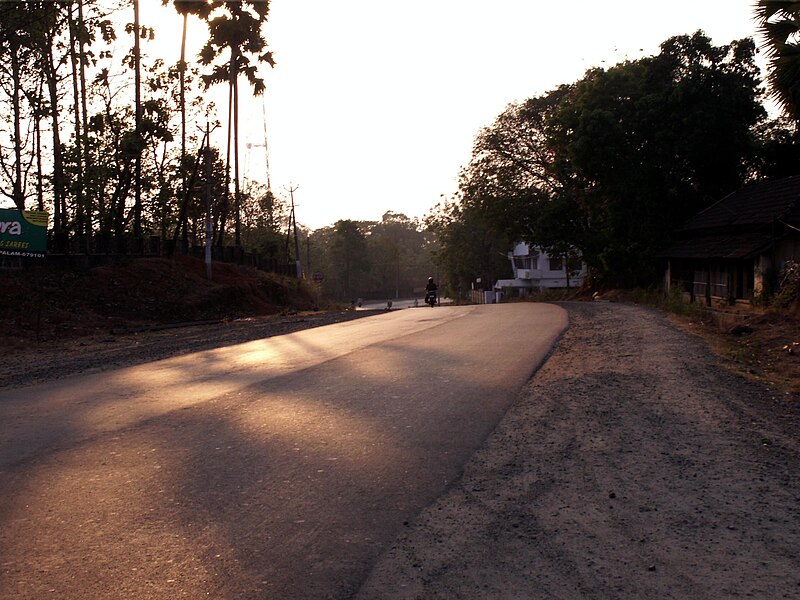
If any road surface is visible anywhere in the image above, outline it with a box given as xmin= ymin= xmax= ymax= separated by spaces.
xmin=0 ymin=303 xmax=566 ymax=599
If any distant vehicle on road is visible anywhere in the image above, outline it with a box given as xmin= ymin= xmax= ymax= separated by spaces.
xmin=425 ymin=289 xmax=437 ymax=307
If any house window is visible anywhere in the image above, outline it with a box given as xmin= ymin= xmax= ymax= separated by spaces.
xmin=711 ymin=266 xmax=728 ymax=298
xmin=693 ymin=265 xmax=730 ymax=300
xmin=549 ymin=256 xmax=563 ymax=271
xmin=693 ymin=268 xmax=707 ymax=299
xmin=514 ymin=254 xmax=537 ymax=270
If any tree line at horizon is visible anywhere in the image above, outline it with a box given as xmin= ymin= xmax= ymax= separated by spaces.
xmin=9 ymin=2 xmax=800 ymax=300
xmin=428 ymin=14 xmax=800 ymax=294
xmin=307 ymin=212 xmax=438 ymax=302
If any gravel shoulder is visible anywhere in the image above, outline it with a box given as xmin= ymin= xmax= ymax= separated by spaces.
xmin=356 ymin=301 xmax=800 ymax=599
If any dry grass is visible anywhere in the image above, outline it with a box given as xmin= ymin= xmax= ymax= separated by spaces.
xmin=0 ymin=255 xmax=320 ymax=346
xmin=669 ymin=305 xmax=800 ymax=400
xmin=587 ymin=288 xmax=800 ymax=401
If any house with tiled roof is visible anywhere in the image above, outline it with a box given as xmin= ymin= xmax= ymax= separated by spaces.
xmin=661 ymin=175 xmax=800 ymax=305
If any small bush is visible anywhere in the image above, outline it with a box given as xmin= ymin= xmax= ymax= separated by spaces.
xmin=772 ymin=260 xmax=800 ymax=309
xmin=664 ymin=285 xmax=704 ymax=317
xmin=729 ymin=341 xmax=759 ymax=366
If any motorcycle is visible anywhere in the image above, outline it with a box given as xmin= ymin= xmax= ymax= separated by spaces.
xmin=425 ymin=290 xmax=437 ymax=307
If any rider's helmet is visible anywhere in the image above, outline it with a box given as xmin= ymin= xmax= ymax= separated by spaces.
xmin=428 ymin=276 xmax=433 ymax=282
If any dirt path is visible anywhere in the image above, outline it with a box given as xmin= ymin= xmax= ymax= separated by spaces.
xmin=357 ymin=301 xmax=800 ymax=599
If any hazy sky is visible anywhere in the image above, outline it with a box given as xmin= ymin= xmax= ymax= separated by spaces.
xmin=145 ymin=0 xmax=763 ymax=231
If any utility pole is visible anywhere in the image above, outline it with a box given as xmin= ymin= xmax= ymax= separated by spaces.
xmin=306 ymin=235 xmax=311 ymax=276
xmin=288 ymin=185 xmax=302 ymax=278
xmin=204 ymin=120 xmax=214 ymax=281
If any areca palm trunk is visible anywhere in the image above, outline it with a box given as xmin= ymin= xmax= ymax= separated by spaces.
xmin=67 ymin=4 xmax=85 ymax=249
xmin=217 ymin=80 xmax=233 ymax=247
xmin=45 ymin=35 xmax=65 ymax=245
xmin=133 ymin=0 xmax=142 ymax=248
xmin=179 ymin=10 xmax=188 ymax=245
xmin=35 ymin=81 xmax=43 ymax=211
xmin=78 ymin=0 xmax=91 ymax=251
xmin=9 ymin=36 xmax=23 ymax=210
xmin=233 ymin=63 xmax=241 ymax=246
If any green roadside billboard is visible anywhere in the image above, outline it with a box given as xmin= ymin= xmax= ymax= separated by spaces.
xmin=0 ymin=208 xmax=49 ymax=257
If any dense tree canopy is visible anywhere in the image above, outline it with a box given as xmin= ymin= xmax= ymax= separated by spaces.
xmin=431 ymin=31 xmax=773 ymax=290
xmin=0 ymin=0 xmax=284 ymax=258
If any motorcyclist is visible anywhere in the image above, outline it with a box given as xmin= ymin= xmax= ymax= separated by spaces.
xmin=425 ymin=276 xmax=438 ymax=306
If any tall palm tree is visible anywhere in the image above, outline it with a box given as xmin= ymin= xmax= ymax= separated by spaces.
xmin=199 ymin=0 xmax=273 ymax=247
xmin=165 ymin=0 xmax=213 ymax=245
xmin=77 ymin=0 xmax=91 ymax=250
xmin=756 ymin=0 xmax=800 ymax=120
xmin=133 ymin=0 xmax=142 ymax=248
xmin=35 ymin=3 xmax=68 ymax=245
xmin=67 ymin=1 xmax=88 ymax=250
xmin=0 ymin=4 xmax=31 ymax=211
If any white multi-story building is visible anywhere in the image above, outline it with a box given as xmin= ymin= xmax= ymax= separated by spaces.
xmin=494 ymin=242 xmax=587 ymax=296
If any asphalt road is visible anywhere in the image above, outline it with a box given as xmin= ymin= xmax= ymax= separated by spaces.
xmin=0 ymin=303 xmax=567 ymax=599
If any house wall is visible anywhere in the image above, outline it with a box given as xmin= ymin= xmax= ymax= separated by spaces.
xmin=682 ymin=254 xmax=789 ymax=304
xmin=692 ymin=262 xmax=731 ymax=300
xmin=500 ymin=243 xmax=587 ymax=294
xmin=754 ymin=255 xmax=769 ymax=297
xmin=666 ymin=258 xmax=754 ymax=306
xmin=754 ymin=238 xmax=800 ymax=296
xmin=750 ymin=239 xmax=800 ymax=296
xmin=777 ymin=238 xmax=800 ymax=272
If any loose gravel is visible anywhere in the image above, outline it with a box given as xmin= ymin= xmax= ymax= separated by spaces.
xmin=356 ymin=301 xmax=800 ymax=599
